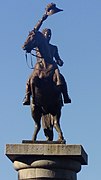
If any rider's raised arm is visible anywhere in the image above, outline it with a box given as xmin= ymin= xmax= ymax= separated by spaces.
xmin=34 ymin=14 xmax=48 ymax=33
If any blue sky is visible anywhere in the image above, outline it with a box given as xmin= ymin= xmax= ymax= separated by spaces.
xmin=0 ymin=0 xmax=101 ymax=179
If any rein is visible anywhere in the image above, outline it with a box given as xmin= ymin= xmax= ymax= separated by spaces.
xmin=25 ymin=52 xmax=55 ymax=77
xmin=25 ymin=52 xmax=34 ymax=69
xmin=25 ymin=48 xmax=44 ymax=69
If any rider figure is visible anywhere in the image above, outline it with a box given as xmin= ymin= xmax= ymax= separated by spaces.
xmin=23 ymin=14 xmax=71 ymax=105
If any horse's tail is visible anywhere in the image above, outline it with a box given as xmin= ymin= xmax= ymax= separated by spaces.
xmin=42 ymin=114 xmax=53 ymax=141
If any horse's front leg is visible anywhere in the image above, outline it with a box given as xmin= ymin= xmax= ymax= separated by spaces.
xmin=53 ymin=108 xmax=65 ymax=142
xmin=31 ymin=103 xmax=42 ymax=141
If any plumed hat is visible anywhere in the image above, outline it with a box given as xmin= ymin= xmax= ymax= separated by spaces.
xmin=45 ymin=3 xmax=63 ymax=16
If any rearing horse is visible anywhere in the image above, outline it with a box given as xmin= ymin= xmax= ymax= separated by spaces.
xmin=22 ymin=30 xmax=65 ymax=142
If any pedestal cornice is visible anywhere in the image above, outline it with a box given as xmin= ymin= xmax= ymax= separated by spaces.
xmin=5 ymin=143 xmax=88 ymax=165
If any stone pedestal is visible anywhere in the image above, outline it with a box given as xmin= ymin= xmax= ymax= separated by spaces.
xmin=5 ymin=143 xmax=88 ymax=180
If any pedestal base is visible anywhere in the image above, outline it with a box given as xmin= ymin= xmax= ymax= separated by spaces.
xmin=5 ymin=143 xmax=88 ymax=180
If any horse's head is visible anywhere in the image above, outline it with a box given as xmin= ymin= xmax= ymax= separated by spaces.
xmin=22 ymin=30 xmax=37 ymax=53
xmin=22 ymin=30 xmax=47 ymax=54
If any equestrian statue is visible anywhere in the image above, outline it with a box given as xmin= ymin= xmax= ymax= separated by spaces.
xmin=22 ymin=3 xmax=71 ymax=142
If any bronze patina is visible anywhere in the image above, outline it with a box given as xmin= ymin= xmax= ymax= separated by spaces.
xmin=22 ymin=3 xmax=71 ymax=142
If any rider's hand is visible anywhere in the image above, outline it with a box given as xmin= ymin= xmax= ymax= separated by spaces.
xmin=41 ymin=14 xmax=48 ymax=21
xmin=57 ymin=59 xmax=64 ymax=66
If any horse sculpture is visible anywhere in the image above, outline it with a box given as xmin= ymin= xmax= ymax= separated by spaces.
xmin=22 ymin=29 xmax=67 ymax=142
xmin=30 ymin=74 xmax=64 ymax=142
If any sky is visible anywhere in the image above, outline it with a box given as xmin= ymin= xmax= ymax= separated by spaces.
xmin=0 ymin=0 xmax=101 ymax=179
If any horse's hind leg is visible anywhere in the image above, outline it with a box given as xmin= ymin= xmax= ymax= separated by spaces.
xmin=32 ymin=121 xmax=41 ymax=141
xmin=31 ymin=104 xmax=41 ymax=141
xmin=54 ymin=117 xmax=64 ymax=141
xmin=53 ymin=109 xmax=65 ymax=142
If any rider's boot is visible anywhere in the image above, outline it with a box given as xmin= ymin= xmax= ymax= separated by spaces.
xmin=59 ymin=74 xmax=71 ymax=104
xmin=23 ymin=78 xmax=31 ymax=105
xmin=23 ymin=93 xmax=30 ymax=105
xmin=57 ymin=84 xmax=71 ymax=104
xmin=62 ymin=89 xmax=71 ymax=104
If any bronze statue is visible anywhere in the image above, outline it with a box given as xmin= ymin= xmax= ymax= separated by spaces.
xmin=22 ymin=3 xmax=71 ymax=142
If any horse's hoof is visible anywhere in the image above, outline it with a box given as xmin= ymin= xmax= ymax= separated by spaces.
xmin=46 ymin=136 xmax=53 ymax=141
xmin=62 ymin=139 xmax=66 ymax=144
xmin=32 ymin=140 xmax=36 ymax=143
xmin=57 ymin=137 xmax=66 ymax=144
